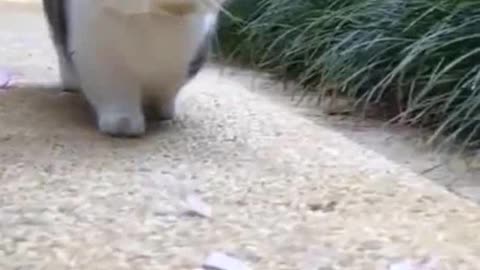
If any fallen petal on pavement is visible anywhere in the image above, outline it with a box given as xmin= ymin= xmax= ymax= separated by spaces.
xmin=203 ymin=252 xmax=251 ymax=270
xmin=184 ymin=193 xmax=212 ymax=218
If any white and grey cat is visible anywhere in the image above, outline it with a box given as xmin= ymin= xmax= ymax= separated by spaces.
xmin=42 ymin=0 xmax=224 ymax=137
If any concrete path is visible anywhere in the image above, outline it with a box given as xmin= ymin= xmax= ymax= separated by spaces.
xmin=1 ymin=1 xmax=480 ymax=269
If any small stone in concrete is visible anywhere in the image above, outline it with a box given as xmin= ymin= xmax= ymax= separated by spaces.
xmin=308 ymin=201 xmax=338 ymax=212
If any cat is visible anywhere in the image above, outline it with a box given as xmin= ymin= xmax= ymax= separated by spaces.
xmin=42 ymin=0 xmax=224 ymax=137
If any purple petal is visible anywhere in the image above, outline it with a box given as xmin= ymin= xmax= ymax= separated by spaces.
xmin=203 ymin=252 xmax=251 ymax=270
xmin=184 ymin=193 xmax=212 ymax=218
xmin=0 ymin=69 xmax=13 ymax=90
xmin=389 ymin=257 xmax=439 ymax=270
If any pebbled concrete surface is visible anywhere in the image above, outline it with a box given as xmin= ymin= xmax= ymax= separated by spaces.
xmin=1 ymin=1 xmax=480 ymax=269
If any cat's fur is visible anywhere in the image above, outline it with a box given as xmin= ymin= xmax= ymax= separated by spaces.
xmin=42 ymin=0 xmax=222 ymax=137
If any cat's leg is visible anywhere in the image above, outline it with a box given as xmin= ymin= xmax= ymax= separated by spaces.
xmin=68 ymin=1 xmax=146 ymax=137
xmin=70 ymin=37 xmax=145 ymax=136
xmin=42 ymin=0 xmax=79 ymax=92
xmin=57 ymin=49 xmax=80 ymax=92
xmin=143 ymin=80 xmax=184 ymax=122
xmin=74 ymin=53 xmax=145 ymax=137
xmin=143 ymin=38 xmax=210 ymax=121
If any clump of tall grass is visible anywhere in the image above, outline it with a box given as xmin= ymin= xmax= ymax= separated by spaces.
xmin=216 ymin=0 xmax=480 ymax=149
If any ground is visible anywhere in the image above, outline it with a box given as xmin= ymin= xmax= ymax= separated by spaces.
xmin=1 ymin=1 xmax=480 ymax=269
xmin=223 ymin=68 xmax=480 ymax=203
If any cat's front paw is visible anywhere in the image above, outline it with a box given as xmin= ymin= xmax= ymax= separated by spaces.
xmin=97 ymin=112 xmax=146 ymax=137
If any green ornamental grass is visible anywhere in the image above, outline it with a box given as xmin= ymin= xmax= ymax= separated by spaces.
xmin=216 ymin=0 xmax=480 ymax=149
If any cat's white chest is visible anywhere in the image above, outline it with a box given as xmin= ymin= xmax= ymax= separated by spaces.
xmin=101 ymin=0 xmax=154 ymax=14
xmin=100 ymin=0 xmax=207 ymax=16
xmin=70 ymin=0 xmax=215 ymax=83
